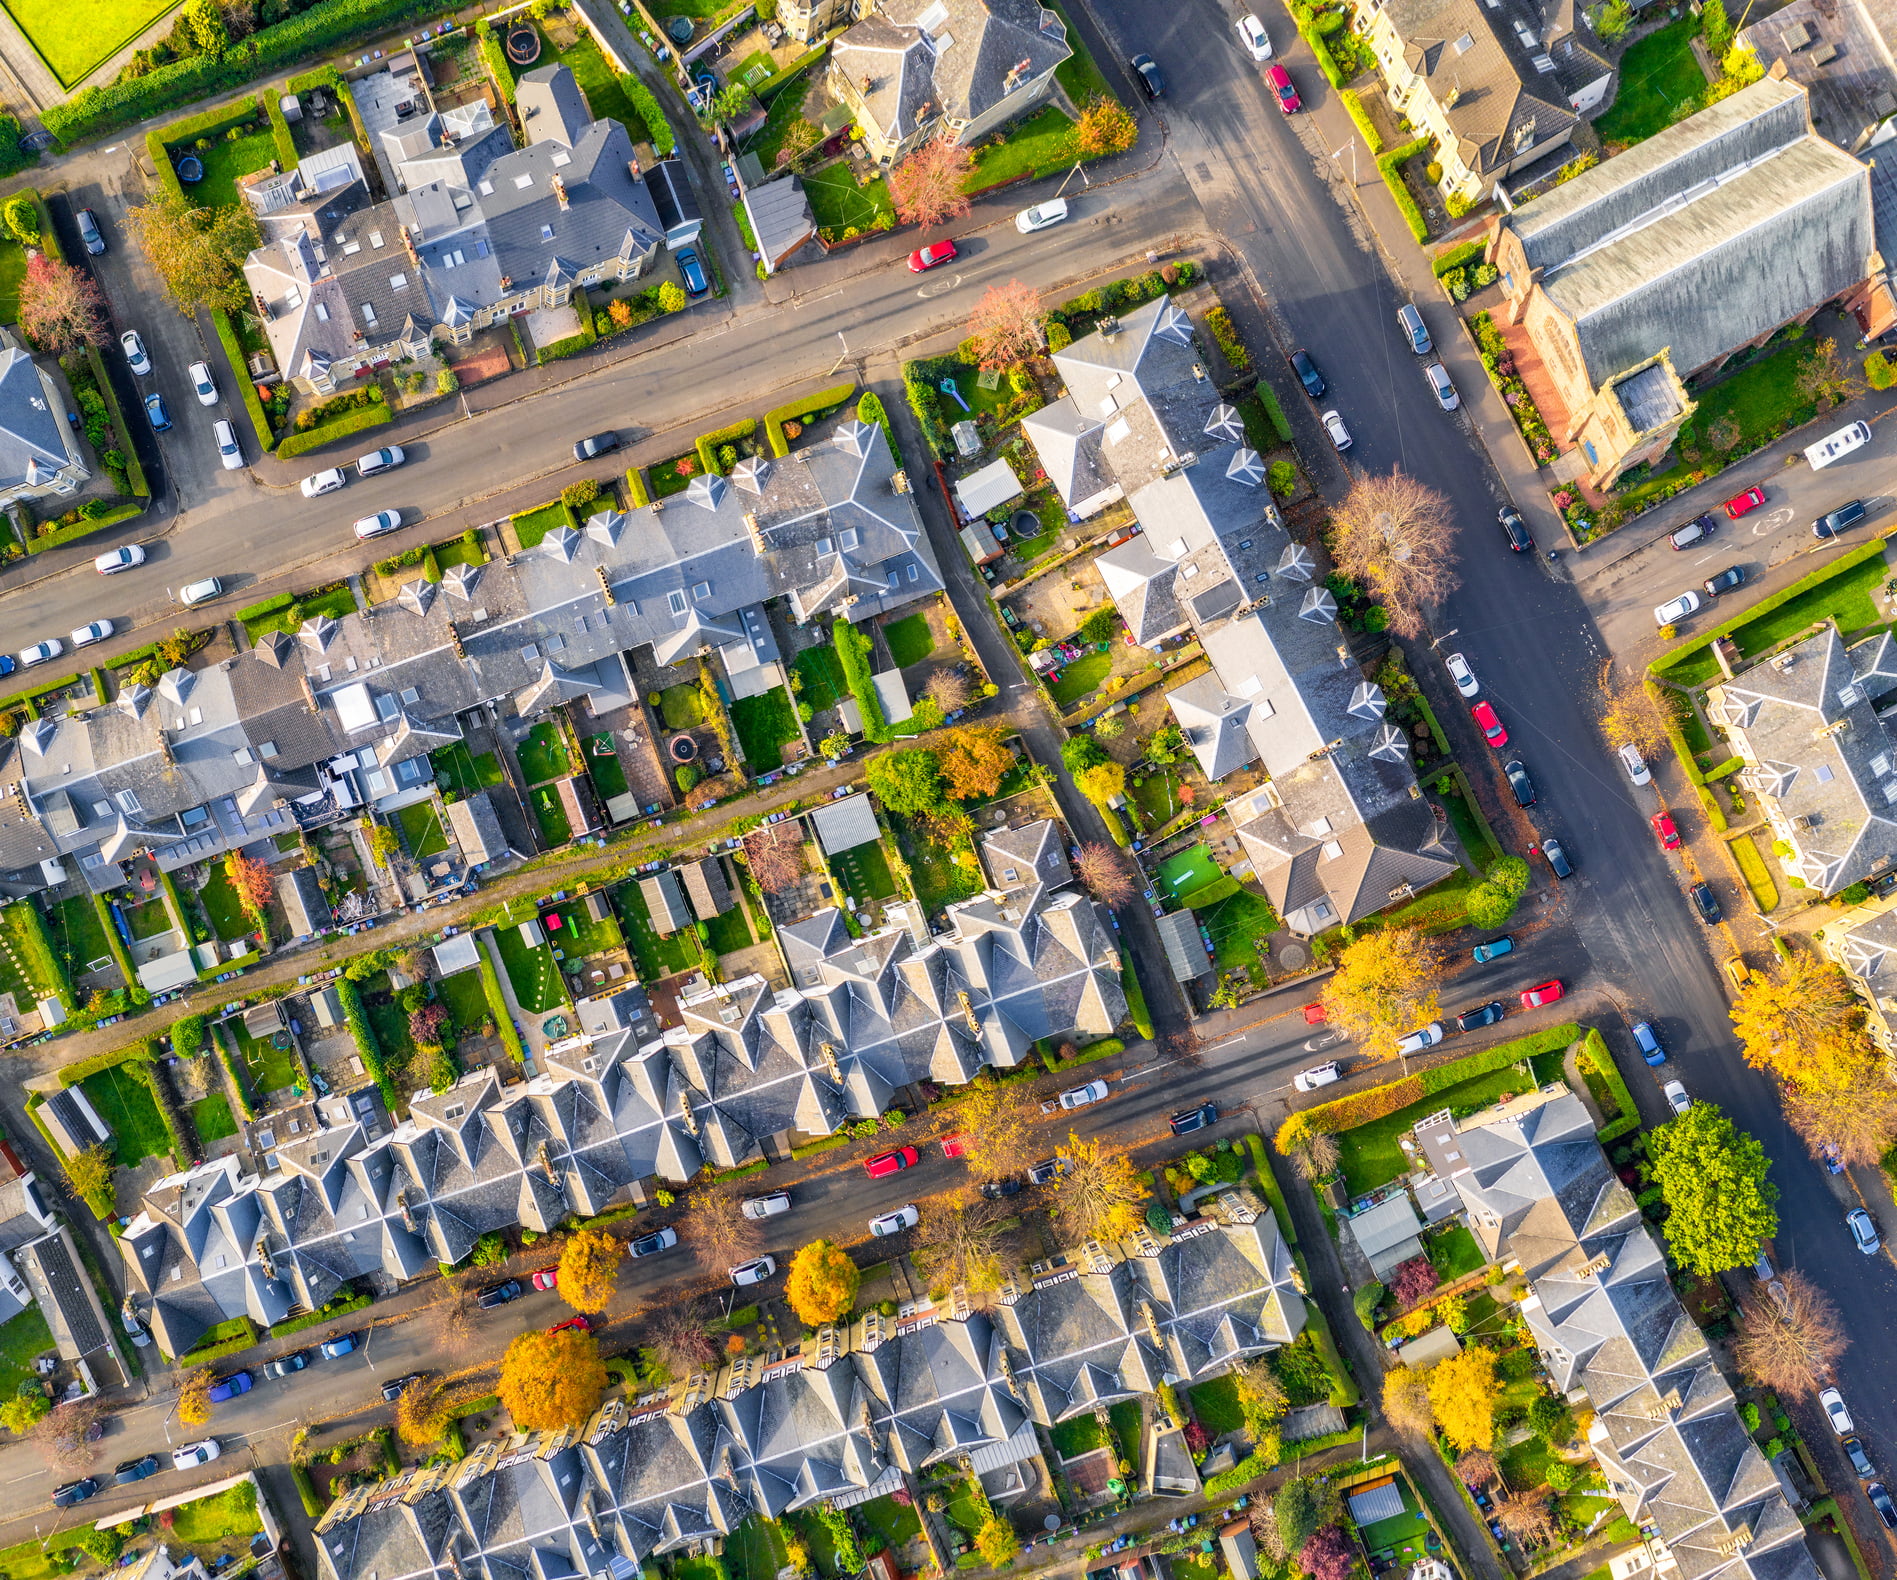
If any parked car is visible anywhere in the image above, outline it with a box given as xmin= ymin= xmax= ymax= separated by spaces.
xmin=301 ymin=468 xmax=347 ymax=498
xmin=1520 ymin=979 xmax=1565 ymax=1009
xmin=676 ymin=247 xmax=709 ymax=297
xmin=1424 ymin=361 xmax=1458 ymax=411
xmin=870 ymin=1206 xmax=920 ymax=1237
xmin=1663 ymin=1079 xmax=1692 ymax=1117
xmin=381 ymin=1374 xmax=422 ymax=1402
xmin=19 ymin=639 xmax=62 ymax=668
xmin=908 ymin=239 xmax=958 ymax=272
xmin=629 ymin=1228 xmax=679 ymax=1258
xmin=206 ymin=1371 xmax=252 ymax=1403
xmin=1265 ymin=62 xmax=1300 ymax=111
xmin=319 ymin=1332 xmax=359 ymax=1359
xmin=1540 ymin=836 xmax=1573 ymax=878
xmin=114 ymin=1456 xmax=161 ymax=1485
xmin=1504 ymin=759 xmax=1536 ymax=807
xmin=1055 ymin=1079 xmax=1109 ymax=1109
xmin=1395 ymin=1023 xmax=1444 ymax=1055
xmin=70 ymin=620 xmax=112 ymax=649
xmin=1320 ymin=408 xmax=1351 ymax=450
xmin=980 ymin=1176 xmax=1025 ymax=1199
xmin=179 ymin=577 xmax=223 ymax=607
xmin=1689 ymin=881 xmax=1722 ymax=923
xmin=212 ymin=418 xmax=243 ymax=470
xmin=263 ymin=1350 xmax=311 ymax=1378
xmin=1849 ymin=1207 xmax=1881 ymax=1255
xmin=1027 ymin=1156 xmax=1072 ymax=1185
xmin=1499 ymin=505 xmax=1533 ymax=553
xmin=1704 ymin=566 xmax=1747 ymax=596
xmin=357 ymin=446 xmax=405 ymax=476
xmin=1130 ymin=53 xmax=1164 ymax=97
xmin=95 ymin=544 xmax=145 ymax=574
xmin=1844 ymin=1437 xmax=1876 ymax=1479
xmin=1015 ymin=200 xmax=1069 ymax=233
xmin=1814 ymin=499 xmax=1868 ymax=538
xmin=172 ymin=1439 xmax=220 ymax=1471
xmin=76 ymin=208 xmax=105 ymax=254
xmin=1445 ymin=652 xmax=1478 ymax=697
xmin=1616 ymin=743 xmax=1651 ymax=786
xmin=188 ymin=361 xmax=219 ymax=405
xmin=1655 ymin=590 xmax=1701 ymax=626
xmin=1471 ymin=699 xmax=1507 ymax=748
xmin=1632 ymin=1021 xmax=1664 ymax=1065
xmin=531 ymin=1266 xmax=559 ymax=1290
xmin=1724 ymin=486 xmax=1767 ymax=518
xmin=1288 ymin=348 xmax=1325 ymax=399
xmin=741 ymin=1191 xmax=792 ymax=1220
xmin=1652 ymin=813 xmax=1680 ymax=850
xmin=144 ymin=391 xmax=171 ymax=432
xmin=866 ymin=1146 xmax=920 ymax=1178
xmin=730 ymin=1256 xmax=776 ymax=1286
xmin=1293 ymin=1062 xmax=1340 ymax=1091
xmin=353 ymin=509 xmax=403 ymax=539
xmin=1456 ymin=1002 xmax=1505 ymax=1032
xmin=548 ymin=1315 xmax=592 ymax=1335
xmin=1868 ymin=1484 xmax=1897 ymax=1532
xmin=476 ymin=1280 xmax=524 ymax=1309
xmin=1472 ymin=937 xmax=1514 ymax=964
xmin=1821 ymin=1387 xmax=1855 ymax=1436
xmin=1669 ymin=514 xmax=1716 ymax=550
xmin=53 ymin=1479 xmax=99 ymax=1508
xmin=1396 ymin=302 xmax=1432 ymax=355
xmin=1236 ymin=13 xmax=1272 ymax=57
xmin=120 ymin=330 xmax=151 ymax=376
xmin=574 ymin=431 xmax=620 ymax=461
xmin=1169 ymin=1101 xmax=1218 ymax=1135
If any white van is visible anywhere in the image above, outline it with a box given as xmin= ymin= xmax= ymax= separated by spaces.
xmin=1806 ymin=420 xmax=1871 ymax=469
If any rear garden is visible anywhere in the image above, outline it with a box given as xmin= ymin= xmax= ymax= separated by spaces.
xmin=433 ymin=741 xmax=505 ymax=797
xmin=221 ymin=1013 xmax=299 ymax=1100
xmin=0 ymin=899 xmax=70 ymax=1007
xmin=518 ymin=722 xmax=574 ymax=785
xmin=891 ymin=812 xmax=982 ymax=917
xmin=730 ymin=687 xmax=800 ymax=770
xmin=197 ymin=862 xmax=257 ymax=942
xmin=1592 ymin=17 xmax=1708 ymax=148
xmin=79 ymin=1062 xmax=170 ymax=1166
xmin=397 ymin=797 xmax=451 ymax=859
xmin=828 ymin=840 xmax=900 ymax=905
xmin=609 ymin=881 xmax=702 ymax=981
xmin=491 ymin=923 xmax=568 ymax=1016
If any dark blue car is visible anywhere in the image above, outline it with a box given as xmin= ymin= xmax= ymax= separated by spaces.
xmin=676 ymin=247 xmax=708 ymax=298
xmin=1632 ymin=1021 xmax=1664 ymax=1065
xmin=207 ymin=1371 xmax=252 ymax=1402
xmin=144 ymin=391 xmax=171 ymax=432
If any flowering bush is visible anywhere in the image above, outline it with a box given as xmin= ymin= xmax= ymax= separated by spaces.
xmin=1390 ymin=1254 xmax=1440 ymax=1311
xmin=1551 ymin=490 xmax=1574 ymax=509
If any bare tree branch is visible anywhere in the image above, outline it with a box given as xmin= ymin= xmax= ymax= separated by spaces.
xmin=1327 ymin=470 xmax=1459 ymax=638
xmin=1733 ymin=1269 xmax=1848 ymax=1397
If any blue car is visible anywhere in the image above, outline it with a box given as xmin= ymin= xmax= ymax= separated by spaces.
xmin=676 ymin=247 xmax=708 ymax=298
xmin=1632 ymin=1021 xmax=1664 ymax=1065
xmin=319 ymin=1332 xmax=359 ymax=1360
xmin=144 ymin=391 xmax=171 ymax=432
xmin=207 ymin=1370 xmax=252 ymax=1402
xmin=1471 ymin=936 xmax=1514 ymax=964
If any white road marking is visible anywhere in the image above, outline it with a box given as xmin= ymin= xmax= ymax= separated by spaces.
xmin=1208 ymin=1034 xmax=1248 ymax=1050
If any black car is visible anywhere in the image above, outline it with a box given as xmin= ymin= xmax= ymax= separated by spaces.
xmin=1815 ymin=499 xmax=1868 ymax=538
xmin=1870 ymin=1483 xmax=1897 ymax=1532
xmin=1541 ymin=836 xmax=1573 ymax=879
xmin=381 ymin=1374 xmax=423 ymax=1403
xmin=1169 ymin=1102 xmax=1218 ymax=1136
xmin=1504 ymin=759 xmax=1536 ymax=807
xmin=114 ymin=1455 xmax=160 ymax=1486
xmin=1499 ymin=506 xmax=1533 ymax=553
xmin=1288 ymin=349 xmax=1326 ymax=400
xmin=1130 ymin=53 xmax=1164 ymax=98
xmin=677 ymin=247 xmax=709 ymax=298
xmin=1456 ymin=1002 xmax=1505 ymax=1032
xmin=53 ymin=1478 xmax=99 ymax=1508
xmin=573 ymin=431 xmax=621 ymax=462
xmin=263 ymin=1349 xmax=311 ymax=1379
xmin=979 ymin=1176 xmax=1025 ymax=1200
xmin=1845 ymin=1436 xmax=1875 ymax=1479
xmin=476 ymin=1279 xmax=523 ymax=1309
xmin=76 ymin=208 xmax=105 ymax=255
xmin=1703 ymin=566 xmax=1747 ymax=597
xmin=1689 ymin=882 xmax=1722 ymax=923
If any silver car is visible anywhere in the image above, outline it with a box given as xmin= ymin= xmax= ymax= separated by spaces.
xmin=869 ymin=1205 xmax=919 ymax=1237
xmin=1321 ymin=408 xmax=1352 ymax=450
xmin=187 ymin=361 xmax=218 ymax=405
xmin=1015 ymin=199 xmax=1070 ymax=233
xmin=353 ymin=509 xmax=403 ymax=539
xmin=1654 ymin=590 xmax=1701 ymax=627
xmin=357 ymin=446 xmax=406 ymax=477
xmin=1424 ymin=361 xmax=1458 ymax=411
xmin=301 ymin=468 xmax=347 ymax=498
xmin=179 ymin=577 xmax=223 ymax=607
xmin=70 ymin=620 xmax=113 ymax=649
xmin=95 ymin=545 xmax=144 ymax=575
xmin=120 ymin=330 xmax=151 ymax=376
xmin=740 ymin=1191 xmax=792 ymax=1220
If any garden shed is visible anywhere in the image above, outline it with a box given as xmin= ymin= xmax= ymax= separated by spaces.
xmin=1155 ymin=909 xmax=1211 ymax=982
xmin=811 ymin=793 xmax=879 ymax=855
xmin=742 ymin=175 xmax=816 ymax=274
xmin=1396 ymin=1325 xmax=1462 ymax=1368
xmin=447 ymin=792 xmax=509 ymax=867
xmin=955 ymin=459 xmax=1024 ymax=519
xmin=432 ymin=933 xmax=482 ymax=977
xmin=641 ymin=870 xmax=694 ymax=937
xmin=1345 ymin=1193 xmax=1425 ymax=1278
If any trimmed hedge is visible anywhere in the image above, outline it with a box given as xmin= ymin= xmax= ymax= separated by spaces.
xmin=1286 ymin=0 xmax=1347 ymax=87
xmin=834 ymin=615 xmax=890 ymax=742
xmin=1376 ymin=137 xmax=1432 ymax=244
xmin=92 ymin=892 xmax=144 ymax=1003
xmin=171 ymin=1013 xmax=207 ymax=1058
xmin=752 ymin=39 xmax=829 ymax=103
xmin=337 ymin=976 xmax=400 ymax=1112
xmin=213 ymin=310 xmax=276 ymax=453
xmin=276 ymin=403 xmax=393 ymax=458
xmin=266 ymin=92 xmax=299 ymax=173
xmin=7 ymin=897 xmax=73 ymax=1012
xmin=1580 ymin=1027 xmax=1642 ymax=1143
xmin=24 ymin=503 xmax=143 ymax=554
xmin=1255 ymin=379 xmax=1293 ymax=443
xmin=1340 ymin=89 xmax=1384 ymax=156
xmin=179 ymin=1315 xmax=260 ymax=1365
xmin=82 ymin=343 xmax=151 ymax=497
xmin=236 ymin=591 xmax=296 ymax=623
xmin=765 ymin=382 xmax=857 ymax=457
xmin=271 ymin=1290 xmax=372 ymax=1337
xmin=216 ymin=1021 xmax=260 ymax=1121
xmin=145 ymin=99 xmax=262 ymax=200
xmin=1432 ymin=239 xmax=1483 ymax=279
xmin=903 ymin=355 xmax=955 ymax=459
xmin=695 ymin=417 xmax=758 ymax=476
xmin=58 ymin=1038 xmax=155 ymax=1089
xmin=620 ymin=73 xmax=676 ymax=156
xmin=1123 ymin=961 xmax=1153 ymax=1039
xmin=1247 ymin=1132 xmax=1296 ymax=1241
xmin=291 ymin=1460 xmax=323 ymax=1518
xmin=625 ymin=466 xmax=651 ymax=507
xmin=479 ymin=946 xmax=526 ymax=1064
xmin=856 ymin=392 xmax=899 ymax=466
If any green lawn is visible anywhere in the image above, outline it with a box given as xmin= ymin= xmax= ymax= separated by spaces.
xmin=242 ymin=581 xmax=356 ymax=642
xmin=552 ymin=30 xmax=653 ymax=142
xmin=191 ymin=1092 xmax=238 ymax=1145
xmin=1046 ymin=0 xmax=1117 ymax=107
xmin=883 ymin=613 xmax=935 ymax=668
xmin=1049 ymin=651 xmax=1113 ymax=707
xmin=1200 ymin=889 xmax=1280 ymax=983
xmin=1157 ymin=843 xmax=1219 ymax=898
xmin=1109 ymin=1399 xmax=1141 ymax=1456
xmin=0 ymin=239 xmax=24 ymax=328
xmin=968 ymin=103 xmax=1077 ymax=190
xmin=518 ymin=722 xmax=574 ymax=785
xmin=1425 ymin=1222 xmax=1486 ymax=1280
xmin=585 ymin=734 xmax=631 ymax=802
xmin=167 ymin=1481 xmax=263 ymax=1545
xmin=81 ymin=1063 xmax=170 ymax=1166
xmin=0 ymin=1306 xmax=52 ymax=1403
xmin=731 ymin=686 xmax=800 ymax=770
xmin=531 ymin=785 xmax=573 ymax=849
xmin=392 ymin=800 xmax=447 ymax=861
xmin=1339 ymin=1064 xmax=1547 ymax=1194
xmin=1189 ymin=1373 xmax=1243 ymax=1433
xmin=727 ymin=1518 xmax=791 ymax=1580
xmin=829 ymin=839 xmax=899 ymax=902
xmin=795 ymin=644 xmax=847 ymax=709
xmin=1049 ymin=1413 xmax=1103 ymax=1456
xmin=492 ymin=923 xmax=568 ymax=1015
xmin=1441 ymin=783 xmax=1503 ymax=871
xmin=197 ymin=864 xmax=255 ymax=942
xmin=802 ymin=160 xmax=896 ymax=235
xmin=512 ymin=499 xmax=576 ymax=549
xmin=609 ymin=880 xmax=702 ymax=980
xmin=545 ymin=899 xmax=622 ymax=959
xmin=744 ymin=76 xmax=812 ymax=171
xmin=45 ymin=894 xmax=110 ymax=984
xmin=1130 ymin=770 xmax=1183 ymax=826
xmin=0 ymin=900 xmax=68 ymax=1003
xmin=188 ymin=126 xmax=281 ymax=210
xmin=123 ymin=898 xmax=172 ymax=942
xmin=1010 ymin=488 xmax=1067 ymax=563
xmin=1593 ymin=17 xmax=1708 ymax=147
xmin=857 ymin=1492 xmax=922 ymax=1551
xmin=1728 ymin=549 xmax=1888 ymax=654
xmin=703 ymin=902 xmax=754 ymax=956
xmin=433 ymin=742 xmax=504 ymax=796
xmin=435 ymin=968 xmax=491 ymax=1035
xmin=4 ymin=0 xmax=182 ymax=86
xmin=943 ymin=1479 xmax=987 ymax=1534
xmin=225 ymin=1015 xmax=297 ymax=1096
xmin=894 ymin=815 xmax=982 ymax=915
xmin=658 ymin=682 xmax=705 ymax=729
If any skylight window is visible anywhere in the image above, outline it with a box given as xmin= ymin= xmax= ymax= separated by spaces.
xmin=368 ymin=230 xmax=385 ymax=248
xmin=1816 ymin=764 xmax=1836 ymax=783
xmin=668 ymin=590 xmax=688 ymax=614
xmin=515 ymin=174 xmax=535 ymax=189
xmin=313 ymin=302 xmax=329 ymax=321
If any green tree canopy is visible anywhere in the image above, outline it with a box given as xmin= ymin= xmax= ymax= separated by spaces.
xmin=1648 ymin=1100 xmax=1778 ymax=1276
xmin=1061 ymin=735 xmax=1107 ymax=773
xmin=865 ymin=747 xmax=944 ymax=816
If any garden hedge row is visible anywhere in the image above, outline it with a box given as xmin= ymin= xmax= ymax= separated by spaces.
xmin=619 ymin=72 xmax=676 ymax=157
xmin=216 ymin=1021 xmax=260 ymax=1121
xmin=833 ymin=616 xmax=890 ymax=743
xmin=337 ymin=976 xmax=400 ymax=1111
xmin=58 ymin=1037 xmax=153 ymax=1088
xmin=1340 ymin=89 xmax=1384 ymax=156
xmin=24 ymin=503 xmax=143 ymax=555
xmin=266 ymin=92 xmax=299 ymax=173
xmin=1432 ymin=239 xmax=1483 ymax=279
xmin=1581 ymin=1027 xmax=1642 ymax=1143
xmin=143 ymin=1057 xmax=201 ymax=1165
xmin=179 ymin=1315 xmax=261 ymax=1366
xmin=270 ymin=1290 xmax=371 ymax=1337
xmin=624 ymin=466 xmax=650 ymax=507
xmin=1286 ymin=0 xmax=1347 ymax=87
xmin=236 ymin=591 xmax=296 ymax=622
xmin=478 ymin=947 xmax=526 ymax=1063
xmin=276 ymin=404 xmax=394 ymax=458
xmin=46 ymin=0 xmax=453 ymax=148
xmin=92 ymin=893 xmax=146 ymax=1005
xmin=902 ymin=355 xmax=957 ymax=460
xmin=694 ymin=417 xmax=758 ymax=476
xmin=81 ymin=343 xmax=151 ymax=497
xmin=213 ymin=309 xmax=278 ymax=454
xmin=290 ymin=1460 xmax=323 ymax=1518
xmin=1122 ymin=961 xmax=1153 ymax=1039
xmin=1376 ymin=137 xmax=1432 ymax=244
xmin=765 ymin=382 xmax=858 ymax=457
xmin=171 ymin=1013 xmax=207 ymax=1058
xmin=146 ymin=97 xmax=263 ymax=201
xmin=1245 ymin=1133 xmax=1296 ymax=1242
xmin=856 ymin=392 xmax=900 ymax=466
xmin=1254 ymin=380 xmax=1293 ymax=444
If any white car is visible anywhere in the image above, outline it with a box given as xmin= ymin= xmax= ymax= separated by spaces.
xmin=19 ymin=639 xmax=62 ymax=668
xmin=1058 ymin=1079 xmax=1109 ymax=1109
xmin=120 ymin=330 xmax=151 ymax=376
xmin=1663 ymin=1079 xmax=1691 ymax=1115
xmin=869 ymin=1205 xmax=919 ymax=1237
xmin=70 ymin=620 xmax=113 ymax=649
xmin=357 ymin=446 xmax=406 ymax=476
xmin=1321 ymin=408 xmax=1352 ymax=451
xmin=1618 ymin=744 xmax=1651 ymax=787
xmin=1015 ymin=199 xmax=1070 ymax=233
xmin=1395 ymin=1022 xmax=1443 ymax=1055
xmin=729 ymin=1256 xmax=776 ymax=1286
xmin=740 ymin=1191 xmax=792 ymax=1220
xmin=300 ymin=468 xmax=347 ymax=498
xmin=1654 ymin=591 xmax=1701 ymax=627
xmin=1445 ymin=652 xmax=1478 ymax=698
xmin=1236 ymin=13 xmax=1272 ymax=58
xmin=1849 ymin=1208 xmax=1881 ymax=1256
xmin=179 ymin=577 xmax=223 ymax=607
xmin=187 ymin=361 xmax=218 ymax=406
xmin=1293 ymin=1061 xmax=1340 ymax=1092
xmin=95 ymin=544 xmax=144 ymax=575
xmin=1424 ymin=361 xmax=1458 ymax=412
xmin=172 ymin=1439 xmax=220 ymax=1471
xmin=354 ymin=509 xmax=403 ymax=539
xmin=1821 ymin=1387 xmax=1855 ymax=1436
xmin=213 ymin=419 xmax=243 ymax=470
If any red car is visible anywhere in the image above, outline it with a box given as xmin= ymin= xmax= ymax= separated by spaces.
xmin=1652 ymin=813 xmax=1681 ymax=850
xmin=1302 ymin=1002 xmax=1327 ymax=1025
xmin=909 ymin=240 xmax=958 ymax=272
xmin=549 ymin=1315 xmax=592 ymax=1335
xmin=1724 ymin=486 xmax=1767 ymax=519
xmin=866 ymin=1146 xmax=920 ymax=1178
xmin=1266 ymin=63 xmax=1301 ymax=112
xmin=530 ymin=1266 xmax=559 ymax=1290
xmin=1521 ymin=980 xmax=1565 ymax=1009
xmin=1471 ymin=700 xmax=1508 ymax=749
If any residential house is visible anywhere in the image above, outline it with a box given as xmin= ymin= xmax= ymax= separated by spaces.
xmin=1823 ymin=900 xmax=1897 ymax=1056
xmin=1706 ymin=622 xmax=1897 ymax=897
xmin=0 ymin=328 xmax=87 ymax=511
xmin=1486 ymin=78 xmax=1879 ymax=487
xmin=829 ymin=0 xmax=1073 ymax=164
xmin=1357 ymin=0 xmax=1610 ymax=203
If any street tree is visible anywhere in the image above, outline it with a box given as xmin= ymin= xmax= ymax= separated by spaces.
xmin=912 ymin=1196 xmax=1008 ymax=1294
xmin=889 ymin=136 xmax=973 ymax=228
xmin=742 ymin=822 xmax=806 ymax=894
xmin=865 ymin=747 xmax=944 ymax=816
xmin=1648 ymin=1100 xmax=1778 ymax=1277
xmin=687 ymin=1187 xmax=764 ymax=1274
xmin=177 ymin=1368 xmax=214 ymax=1428
xmin=1783 ymin=1080 xmax=1897 ymax=1168
xmin=785 ymin=1240 xmax=860 ymax=1325
xmin=938 ymin=726 xmax=1014 ymax=801
xmin=925 ymin=669 xmax=973 ymax=714
xmin=1323 ymin=925 xmax=1447 ymax=1056
xmin=498 ymin=1326 xmax=608 ymax=1432
xmin=1062 ymin=735 xmax=1107 ymax=774
xmin=1730 ymin=955 xmax=1881 ymax=1093
xmin=1600 ymin=680 xmax=1670 ymax=760
xmin=1049 ymin=1131 xmax=1144 ymax=1241
xmin=1426 ymin=1345 xmax=1501 ymax=1451
xmin=1382 ymin=1367 xmax=1435 ymax=1436
xmin=645 ymin=1304 xmax=718 ymax=1380
xmin=17 ymin=253 xmax=107 ymax=357
xmin=395 ymin=1376 xmax=487 ymax=1449
xmin=1733 ymin=1269 xmax=1847 ymax=1396
xmin=431 ymin=1272 xmax=479 ymax=1349
xmin=946 ymin=1072 xmax=1039 ymax=1181
xmin=964 ymin=280 xmax=1044 ymax=372
xmin=31 ymin=1397 xmax=106 ymax=1474
xmin=1327 ymin=470 xmax=1458 ymax=638
xmin=1070 ymin=95 xmax=1138 ymax=157
xmin=1494 ymin=1491 xmax=1558 ymax=1548
xmin=1075 ymin=843 xmax=1136 ymax=908
xmin=126 ymin=190 xmax=259 ymax=316
xmin=557 ymin=1226 xmax=624 ymax=1312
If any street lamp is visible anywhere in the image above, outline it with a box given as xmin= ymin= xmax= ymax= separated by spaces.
xmin=1054 ymin=161 xmax=1092 ymax=198
xmin=1329 ymin=141 xmax=1358 ymax=187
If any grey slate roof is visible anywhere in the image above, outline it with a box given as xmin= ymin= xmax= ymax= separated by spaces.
xmin=810 ymin=793 xmax=880 ymax=855
xmin=0 ymin=334 xmax=83 ymax=494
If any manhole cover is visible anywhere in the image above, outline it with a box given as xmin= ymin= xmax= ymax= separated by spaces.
xmin=1278 ymin=943 xmax=1308 ymax=969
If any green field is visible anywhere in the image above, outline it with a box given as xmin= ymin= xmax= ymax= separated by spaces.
xmin=122 ymin=897 xmax=171 ymax=942
xmin=197 ymin=864 xmax=255 ymax=941
xmin=610 ymin=880 xmax=701 ymax=980
xmin=1425 ymin=1222 xmax=1486 ymax=1281
xmin=545 ymin=899 xmax=622 ymax=960
xmin=4 ymin=0 xmax=183 ymax=86
xmin=731 ymin=686 xmax=799 ymax=769
xmin=727 ymin=1519 xmax=791 ymax=1580
xmin=551 ymin=30 xmax=654 ymax=142
xmin=191 ymin=1092 xmax=238 ymax=1145
xmin=45 ymin=894 xmax=110 ymax=984
xmin=518 ymin=722 xmax=573 ymax=785
xmin=81 ymin=1062 xmax=170 ymax=1166
xmin=1593 ymin=17 xmax=1708 ymax=147
xmin=491 ymin=922 xmax=568 ymax=1016
xmin=167 ymin=1481 xmax=263 ymax=1545
xmin=435 ymin=968 xmax=491 ymax=1035
xmin=1189 ymin=1373 xmax=1243 ymax=1433
xmin=433 ymin=742 xmax=504 ymax=796
xmin=856 ymin=1492 xmax=921 ymax=1552
xmin=397 ymin=798 xmax=450 ymax=859
xmin=794 ymin=645 xmax=847 ymax=709
xmin=883 ymin=614 xmax=935 ymax=668
xmin=829 ymin=840 xmax=900 ymax=902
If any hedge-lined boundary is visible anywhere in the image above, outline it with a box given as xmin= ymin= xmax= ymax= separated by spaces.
xmin=92 ymin=893 xmax=144 ymax=1002
xmin=834 ymin=615 xmax=889 ymax=742
xmin=145 ymin=98 xmax=261 ymax=196
xmin=58 ymin=1037 xmax=152 ymax=1089
xmin=212 ymin=310 xmax=277 ymax=454
xmin=276 ymin=404 xmax=394 ymax=458
xmin=82 ymin=341 xmax=151 ymax=496
xmin=1432 ymin=240 xmax=1483 ymax=279
xmin=765 ymin=382 xmax=857 ymax=457
xmin=178 ymin=1315 xmax=261 ymax=1366
xmin=271 ymin=1290 xmax=372 ymax=1337
xmin=337 ymin=976 xmax=400 ymax=1111
xmin=26 ymin=1094 xmax=113 ymax=1218
xmin=1376 ymin=136 xmax=1432 ymax=244
xmin=1122 ymin=961 xmax=1153 ymax=1039
xmin=25 ymin=502 xmax=143 ymax=554
xmin=1286 ymin=0 xmax=1347 ymax=86
xmin=625 ymin=466 xmax=651 ymax=507
xmin=621 ymin=73 xmax=675 ymax=156
xmin=1246 ymin=1132 xmax=1296 ymax=1243
xmin=856 ymin=392 xmax=899 ymax=466
xmin=1340 ymin=89 xmax=1383 ymax=156
xmin=215 ymin=1020 xmax=260 ymax=1120
xmin=752 ymin=38 xmax=830 ymax=102
xmin=1580 ymin=1027 xmax=1642 ymax=1143
xmin=695 ymin=417 xmax=758 ymax=476
xmin=478 ymin=944 xmax=526 ymax=1063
